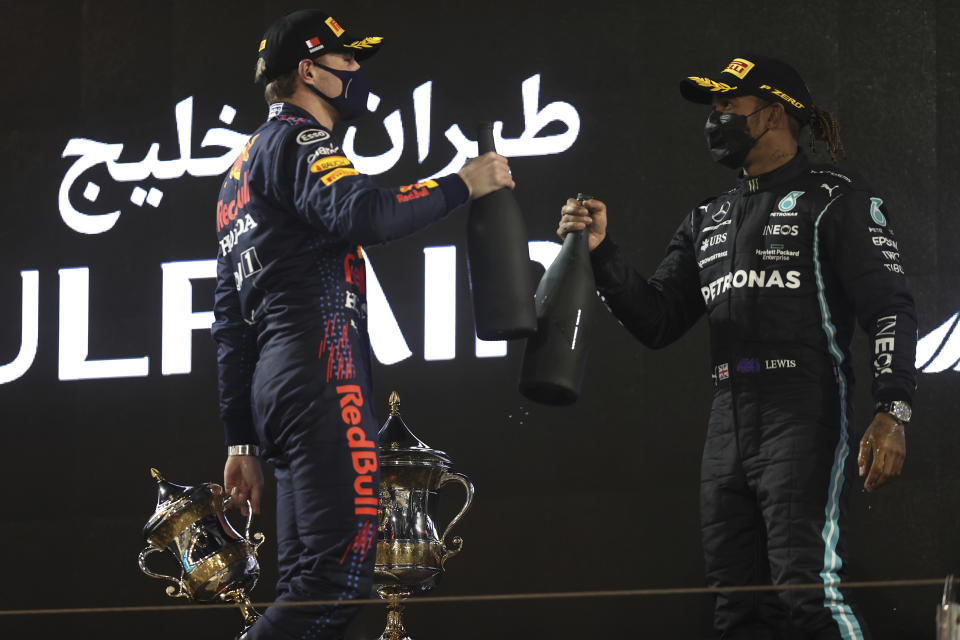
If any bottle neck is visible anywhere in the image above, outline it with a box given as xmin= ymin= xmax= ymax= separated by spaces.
xmin=565 ymin=228 xmax=590 ymax=250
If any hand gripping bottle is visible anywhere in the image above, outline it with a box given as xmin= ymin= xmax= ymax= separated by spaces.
xmin=518 ymin=193 xmax=596 ymax=405
xmin=465 ymin=122 xmax=537 ymax=340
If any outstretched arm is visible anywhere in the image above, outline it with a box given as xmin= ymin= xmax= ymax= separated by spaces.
xmin=559 ymin=198 xmax=706 ymax=349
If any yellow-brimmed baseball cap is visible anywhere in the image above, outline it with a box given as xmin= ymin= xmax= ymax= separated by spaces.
xmin=680 ymin=54 xmax=812 ymax=124
xmin=258 ymin=9 xmax=383 ymax=83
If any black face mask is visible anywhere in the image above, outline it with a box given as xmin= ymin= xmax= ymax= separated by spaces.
xmin=307 ymin=62 xmax=371 ymax=121
xmin=704 ymin=104 xmax=771 ymax=168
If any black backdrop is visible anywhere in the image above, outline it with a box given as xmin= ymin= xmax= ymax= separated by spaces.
xmin=2 ymin=1 xmax=958 ymax=638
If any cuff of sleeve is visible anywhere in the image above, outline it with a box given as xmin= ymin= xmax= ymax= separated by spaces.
xmin=437 ymin=174 xmax=470 ymax=211
xmin=224 ymin=419 xmax=258 ymax=448
xmin=874 ymin=388 xmax=913 ymax=404
xmin=590 ymin=235 xmax=618 ymax=267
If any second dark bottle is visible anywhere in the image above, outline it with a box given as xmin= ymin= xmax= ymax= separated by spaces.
xmin=518 ymin=193 xmax=597 ymax=405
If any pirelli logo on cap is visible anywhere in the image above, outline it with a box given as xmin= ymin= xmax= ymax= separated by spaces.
xmin=723 ymin=58 xmax=755 ymax=79
xmin=321 ymin=167 xmax=359 ymax=185
xmin=325 ymin=16 xmax=345 ymax=37
xmin=258 ymin=39 xmax=266 ymax=52
xmin=310 ymin=156 xmax=352 ymax=173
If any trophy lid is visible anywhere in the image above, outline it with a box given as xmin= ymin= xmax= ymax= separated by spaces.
xmin=143 ymin=468 xmax=214 ymax=538
xmin=377 ymin=391 xmax=451 ymax=466
xmin=150 ymin=468 xmax=190 ymax=509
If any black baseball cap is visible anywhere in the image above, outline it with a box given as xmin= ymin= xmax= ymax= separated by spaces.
xmin=258 ymin=9 xmax=383 ymax=83
xmin=679 ymin=54 xmax=812 ymax=124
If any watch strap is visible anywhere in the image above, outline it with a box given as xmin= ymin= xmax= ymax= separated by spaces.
xmin=875 ymin=400 xmax=911 ymax=425
xmin=227 ymin=444 xmax=261 ymax=457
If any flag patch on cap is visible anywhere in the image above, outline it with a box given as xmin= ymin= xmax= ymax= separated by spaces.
xmin=305 ymin=36 xmax=324 ymax=53
xmin=723 ymin=58 xmax=755 ymax=79
xmin=325 ymin=16 xmax=345 ymax=37
xmin=259 ymin=39 xmax=266 ymax=52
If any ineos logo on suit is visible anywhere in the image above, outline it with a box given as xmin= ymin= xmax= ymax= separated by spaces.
xmin=763 ymin=224 xmax=799 ymax=236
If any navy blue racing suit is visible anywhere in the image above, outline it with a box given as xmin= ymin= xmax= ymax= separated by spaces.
xmin=590 ymin=151 xmax=916 ymax=639
xmin=212 ymin=102 xmax=468 ymax=639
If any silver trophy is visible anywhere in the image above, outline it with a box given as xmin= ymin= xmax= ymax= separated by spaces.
xmin=138 ymin=468 xmax=265 ymax=632
xmin=375 ymin=392 xmax=475 ymax=640
xmin=938 ymin=575 xmax=960 ymax=640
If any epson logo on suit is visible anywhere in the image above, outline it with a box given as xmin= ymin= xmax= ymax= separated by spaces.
xmin=872 ymin=236 xmax=899 ymax=249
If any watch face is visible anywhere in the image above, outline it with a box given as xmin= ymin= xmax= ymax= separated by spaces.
xmin=888 ymin=401 xmax=911 ymax=423
xmin=876 ymin=401 xmax=911 ymax=423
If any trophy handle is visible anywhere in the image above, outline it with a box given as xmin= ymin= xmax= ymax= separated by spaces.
xmin=437 ymin=471 xmax=475 ymax=566
xmin=138 ymin=546 xmax=188 ymax=598
xmin=221 ymin=496 xmax=266 ymax=553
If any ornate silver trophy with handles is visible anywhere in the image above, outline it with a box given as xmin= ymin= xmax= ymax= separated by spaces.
xmin=375 ymin=391 xmax=475 ymax=640
xmin=138 ymin=468 xmax=265 ymax=632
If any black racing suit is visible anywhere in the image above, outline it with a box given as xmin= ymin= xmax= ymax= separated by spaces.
xmin=211 ymin=102 xmax=468 ymax=639
xmin=590 ymin=151 xmax=916 ymax=639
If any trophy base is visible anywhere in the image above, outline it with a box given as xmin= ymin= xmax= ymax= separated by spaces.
xmin=377 ymin=593 xmax=414 ymax=640
xmin=220 ymin=589 xmax=261 ymax=630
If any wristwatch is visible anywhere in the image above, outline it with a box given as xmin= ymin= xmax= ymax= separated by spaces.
xmin=227 ymin=444 xmax=261 ymax=457
xmin=875 ymin=400 xmax=912 ymax=425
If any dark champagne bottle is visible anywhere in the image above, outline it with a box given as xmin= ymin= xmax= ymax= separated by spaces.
xmin=518 ymin=193 xmax=596 ymax=405
xmin=466 ymin=122 xmax=537 ymax=340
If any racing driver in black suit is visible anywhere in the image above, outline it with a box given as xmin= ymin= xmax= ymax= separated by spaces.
xmin=558 ymin=55 xmax=916 ymax=639
xmin=212 ymin=9 xmax=513 ymax=639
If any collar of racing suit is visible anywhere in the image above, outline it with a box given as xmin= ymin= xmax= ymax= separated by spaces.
xmin=735 ymin=148 xmax=809 ymax=195
xmin=266 ymin=101 xmax=319 ymax=124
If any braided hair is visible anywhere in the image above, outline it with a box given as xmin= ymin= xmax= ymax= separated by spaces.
xmin=808 ymin=105 xmax=845 ymax=163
